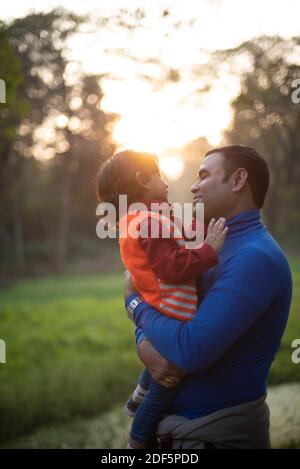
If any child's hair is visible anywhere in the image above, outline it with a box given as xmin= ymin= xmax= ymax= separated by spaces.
xmin=97 ymin=150 xmax=160 ymax=218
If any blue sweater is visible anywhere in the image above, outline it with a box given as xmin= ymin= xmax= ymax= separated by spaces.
xmin=127 ymin=209 xmax=292 ymax=419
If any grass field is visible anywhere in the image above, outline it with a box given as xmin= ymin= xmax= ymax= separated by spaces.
xmin=2 ymin=383 xmax=299 ymax=449
xmin=0 ymin=273 xmax=142 ymax=442
xmin=0 ymin=259 xmax=299 ymax=446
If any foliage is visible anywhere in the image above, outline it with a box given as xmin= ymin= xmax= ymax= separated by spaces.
xmin=223 ymin=37 xmax=300 ymax=239
xmin=0 ymin=10 xmax=116 ymax=272
xmin=0 ymin=272 xmax=141 ymax=441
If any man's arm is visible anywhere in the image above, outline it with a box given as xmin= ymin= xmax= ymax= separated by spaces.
xmin=127 ymin=248 xmax=281 ymax=373
xmin=137 ymin=339 xmax=185 ymax=388
xmin=125 ymin=270 xmax=185 ymax=387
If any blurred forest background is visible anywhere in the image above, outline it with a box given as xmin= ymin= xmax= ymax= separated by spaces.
xmin=0 ymin=5 xmax=299 ymax=449
xmin=0 ymin=8 xmax=299 ymax=279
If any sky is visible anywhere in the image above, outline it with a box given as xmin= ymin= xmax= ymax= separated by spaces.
xmin=1 ymin=0 xmax=300 ymax=178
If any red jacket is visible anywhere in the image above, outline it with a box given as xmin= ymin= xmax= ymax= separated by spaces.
xmin=119 ymin=203 xmax=217 ymax=320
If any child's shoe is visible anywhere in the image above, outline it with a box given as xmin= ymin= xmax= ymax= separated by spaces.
xmin=124 ymin=385 xmax=149 ymax=417
xmin=124 ymin=394 xmax=141 ymax=417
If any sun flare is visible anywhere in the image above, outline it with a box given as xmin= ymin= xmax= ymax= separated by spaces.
xmin=158 ymin=156 xmax=184 ymax=180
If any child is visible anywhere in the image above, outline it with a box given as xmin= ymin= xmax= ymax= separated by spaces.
xmin=97 ymin=150 xmax=228 ymax=448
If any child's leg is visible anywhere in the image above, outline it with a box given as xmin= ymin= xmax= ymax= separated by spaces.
xmin=128 ymin=376 xmax=178 ymax=449
xmin=125 ymin=368 xmax=150 ymax=417
xmin=139 ymin=368 xmax=151 ymax=391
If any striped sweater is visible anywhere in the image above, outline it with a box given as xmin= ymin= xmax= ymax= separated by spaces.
xmin=119 ymin=206 xmax=218 ymax=321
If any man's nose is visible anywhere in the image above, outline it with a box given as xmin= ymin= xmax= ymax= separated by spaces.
xmin=190 ymin=180 xmax=200 ymax=193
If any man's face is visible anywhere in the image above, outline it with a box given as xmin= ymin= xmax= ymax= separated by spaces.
xmin=191 ymin=152 xmax=233 ymax=223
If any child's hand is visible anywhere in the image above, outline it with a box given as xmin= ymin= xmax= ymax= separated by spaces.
xmin=205 ymin=217 xmax=228 ymax=253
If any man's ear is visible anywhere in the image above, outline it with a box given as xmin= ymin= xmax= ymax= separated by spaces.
xmin=136 ymin=171 xmax=149 ymax=190
xmin=232 ymin=168 xmax=248 ymax=193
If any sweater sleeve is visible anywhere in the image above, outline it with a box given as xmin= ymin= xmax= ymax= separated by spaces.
xmin=129 ymin=248 xmax=282 ymax=373
xmin=139 ymin=219 xmax=218 ymax=284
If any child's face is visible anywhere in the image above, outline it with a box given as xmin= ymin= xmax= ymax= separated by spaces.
xmin=144 ymin=173 xmax=169 ymax=202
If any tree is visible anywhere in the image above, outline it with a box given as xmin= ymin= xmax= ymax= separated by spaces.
xmin=0 ymin=23 xmax=29 ymax=269
xmin=1 ymin=10 xmax=116 ymax=273
xmin=208 ymin=36 xmax=300 ymax=240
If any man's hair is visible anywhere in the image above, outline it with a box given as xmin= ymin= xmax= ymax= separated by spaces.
xmin=205 ymin=145 xmax=270 ymax=208
xmin=97 ymin=150 xmax=159 ymax=212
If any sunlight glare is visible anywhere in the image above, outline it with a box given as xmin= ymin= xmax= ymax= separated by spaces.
xmin=159 ymin=156 xmax=184 ymax=180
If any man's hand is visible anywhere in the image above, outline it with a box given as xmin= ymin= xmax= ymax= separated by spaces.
xmin=137 ymin=339 xmax=185 ymax=389
xmin=123 ymin=269 xmax=138 ymax=301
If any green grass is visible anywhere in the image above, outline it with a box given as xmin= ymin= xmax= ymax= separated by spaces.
xmin=0 ymin=405 xmax=131 ymax=449
xmin=2 ymin=383 xmax=300 ymax=449
xmin=268 ymin=258 xmax=300 ymax=384
xmin=0 ymin=259 xmax=299 ymax=445
xmin=0 ymin=273 xmax=142 ymax=442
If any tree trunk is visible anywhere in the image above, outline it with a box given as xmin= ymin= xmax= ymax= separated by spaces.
xmin=53 ymin=161 xmax=71 ymax=272
xmin=11 ymin=189 xmax=25 ymax=271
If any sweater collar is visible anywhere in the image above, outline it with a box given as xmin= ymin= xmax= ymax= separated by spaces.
xmin=225 ymin=209 xmax=262 ymax=238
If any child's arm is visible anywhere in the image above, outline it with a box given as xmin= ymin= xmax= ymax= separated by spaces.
xmin=139 ymin=217 xmax=228 ymax=284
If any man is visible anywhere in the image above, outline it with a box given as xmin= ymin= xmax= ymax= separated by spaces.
xmin=124 ymin=145 xmax=292 ymax=449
